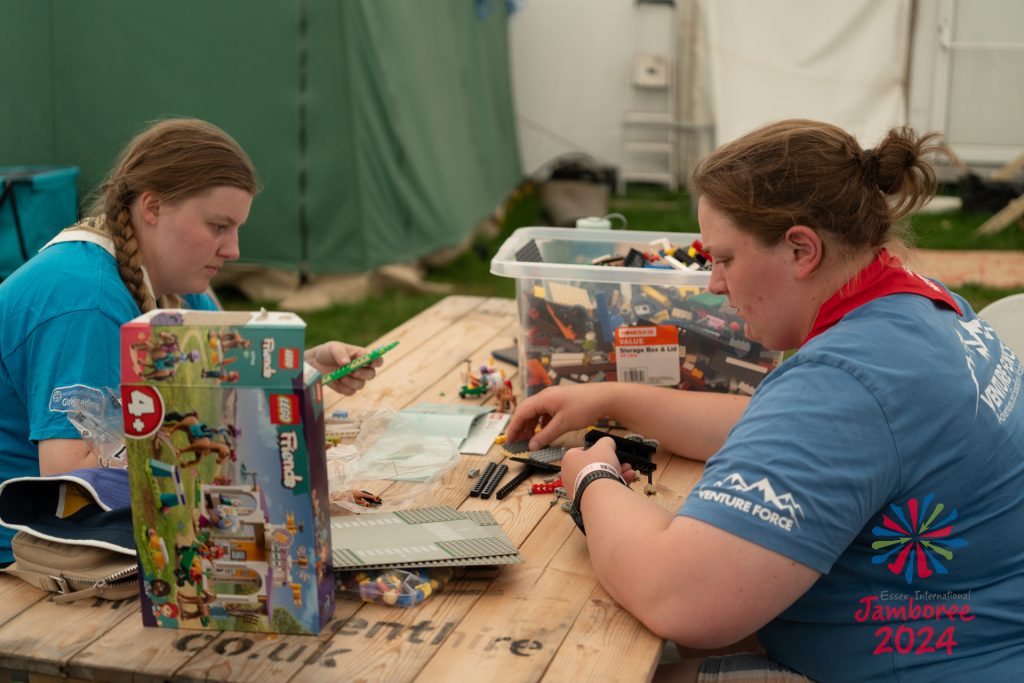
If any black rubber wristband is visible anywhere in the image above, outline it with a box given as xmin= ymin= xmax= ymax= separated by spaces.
xmin=569 ymin=470 xmax=626 ymax=535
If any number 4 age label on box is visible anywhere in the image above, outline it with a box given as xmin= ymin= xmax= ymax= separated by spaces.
xmin=614 ymin=325 xmax=680 ymax=386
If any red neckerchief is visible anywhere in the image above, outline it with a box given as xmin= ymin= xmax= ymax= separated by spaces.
xmin=803 ymin=249 xmax=962 ymax=345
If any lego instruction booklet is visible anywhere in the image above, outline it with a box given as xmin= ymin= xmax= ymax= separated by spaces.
xmin=401 ymin=403 xmax=510 ymax=454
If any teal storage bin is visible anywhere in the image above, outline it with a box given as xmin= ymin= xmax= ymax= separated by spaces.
xmin=1 ymin=166 xmax=80 ymax=279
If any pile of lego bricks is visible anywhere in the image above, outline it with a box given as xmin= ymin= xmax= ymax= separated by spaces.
xmin=516 ymin=237 xmax=782 ymax=397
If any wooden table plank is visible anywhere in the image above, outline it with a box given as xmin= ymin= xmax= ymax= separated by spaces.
xmin=414 ymin=565 xmax=597 ymax=683
xmin=296 ymin=573 xmax=490 ymax=682
xmin=66 ymin=605 xmax=215 ymax=683
xmin=539 ymin=444 xmax=707 ymax=683
xmin=324 ymin=297 xmax=517 ymax=415
xmin=0 ymin=595 xmax=138 ymax=676
xmin=80 ymin=600 xmax=367 ymax=683
xmin=544 ymin=583 xmax=663 ymax=683
xmin=0 ymin=577 xmax=49 ymax=629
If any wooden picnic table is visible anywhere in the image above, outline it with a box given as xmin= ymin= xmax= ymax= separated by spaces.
xmin=0 ymin=295 xmax=709 ymax=683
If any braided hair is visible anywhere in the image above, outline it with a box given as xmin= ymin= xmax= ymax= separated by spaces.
xmin=88 ymin=118 xmax=259 ymax=312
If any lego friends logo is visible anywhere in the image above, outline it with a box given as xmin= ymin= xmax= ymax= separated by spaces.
xmin=270 ymin=394 xmax=300 ymax=425
xmin=278 ymin=431 xmax=305 ymax=489
xmin=262 ymin=338 xmax=276 ymax=379
xmin=279 ymin=347 xmax=301 ymax=370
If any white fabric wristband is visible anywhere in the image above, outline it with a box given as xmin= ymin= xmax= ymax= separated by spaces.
xmin=573 ymin=461 xmax=623 ymax=497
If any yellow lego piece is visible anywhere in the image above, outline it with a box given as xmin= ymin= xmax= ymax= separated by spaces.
xmin=641 ymin=285 xmax=669 ymax=307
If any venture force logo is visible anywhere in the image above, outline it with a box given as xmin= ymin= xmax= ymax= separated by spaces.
xmin=697 ymin=472 xmax=804 ymax=531
xmin=956 ymin=317 xmax=1023 ymax=423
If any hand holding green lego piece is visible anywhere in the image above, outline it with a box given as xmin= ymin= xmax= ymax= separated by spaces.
xmin=321 ymin=341 xmax=400 ymax=385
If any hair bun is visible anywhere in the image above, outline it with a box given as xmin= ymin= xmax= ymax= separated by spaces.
xmin=873 ymin=135 xmax=916 ymax=195
xmin=859 ymin=148 xmax=880 ymax=180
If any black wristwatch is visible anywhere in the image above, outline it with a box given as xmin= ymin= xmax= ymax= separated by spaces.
xmin=569 ymin=469 xmax=627 ymax=535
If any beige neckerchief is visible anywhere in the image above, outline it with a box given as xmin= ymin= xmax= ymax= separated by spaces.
xmin=41 ymin=216 xmax=158 ymax=302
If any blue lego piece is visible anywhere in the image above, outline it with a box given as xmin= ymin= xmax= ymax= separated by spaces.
xmin=594 ymin=291 xmax=624 ymax=345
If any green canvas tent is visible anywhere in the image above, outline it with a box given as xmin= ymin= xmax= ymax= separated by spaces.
xmin=0 ymin=0 xmax=521 ymax=278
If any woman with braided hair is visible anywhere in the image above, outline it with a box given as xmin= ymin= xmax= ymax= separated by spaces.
xmin=0 ymin=119 xmax=381 ymax=564
xmin=507 ymin=120 xmax=1024 ymax=681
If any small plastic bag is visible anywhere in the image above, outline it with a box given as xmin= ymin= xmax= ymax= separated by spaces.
xmin=66 ymin=387 xmax=127 ymax=468
xmin=335 ymin=567 xmax=453 ymax=607
xmin=327 ymin=409 xmax=461 ymax=513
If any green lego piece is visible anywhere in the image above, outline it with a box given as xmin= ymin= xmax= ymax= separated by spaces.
xmin=321 ymin=341 xmax=400 ymax=385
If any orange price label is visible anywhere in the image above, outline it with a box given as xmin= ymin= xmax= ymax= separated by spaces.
xmin=613 ymin=325 xmax=680 ymax=386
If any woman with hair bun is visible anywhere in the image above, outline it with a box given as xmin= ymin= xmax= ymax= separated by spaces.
xmin=506 ymin=120 xmax=1024 ymax=681
xmin=0 ymin=119 xmax=380 ymax=563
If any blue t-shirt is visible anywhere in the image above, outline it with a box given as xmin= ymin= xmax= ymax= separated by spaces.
xmin=680 ymin=291 xmax=1024 ymax=681
xmin=0 ymin=241 xmax=216 ymax=562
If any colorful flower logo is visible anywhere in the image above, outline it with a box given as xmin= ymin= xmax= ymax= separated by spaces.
xmin=870 ymin=494 xmax=967 ymax=584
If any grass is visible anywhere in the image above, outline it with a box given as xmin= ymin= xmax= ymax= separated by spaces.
xmin=220 ymin=183 xmax=1023 ymax=347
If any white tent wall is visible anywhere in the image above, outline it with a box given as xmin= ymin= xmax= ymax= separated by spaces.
xmin=509 ymin=0 xmax=1022 ymax=192
xmin=509 ymin=0 xmax=677 ymax=177
xmin=908 ymin=0 xmax=1024 ymax=170
xmin=704 ymin=0 xmax=910 ymax=146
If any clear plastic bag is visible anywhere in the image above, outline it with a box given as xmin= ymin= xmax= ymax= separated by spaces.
xmin=326 ymin=409 xmax=461 ymax=513
xmin=66 ymin=387 xmax=127 ymax=468
xmin=335 ymin=567 xmax=453 ymax=607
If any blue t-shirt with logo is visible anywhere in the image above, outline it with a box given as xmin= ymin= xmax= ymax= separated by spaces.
xmin=680 ymin=291 xmax=1024 ymax=681
xmin=0 ymin=241 xmax=216 ymax=562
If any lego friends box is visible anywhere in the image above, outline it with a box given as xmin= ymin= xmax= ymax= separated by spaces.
xmin=119 ymin=309 xmax=334 ymax=634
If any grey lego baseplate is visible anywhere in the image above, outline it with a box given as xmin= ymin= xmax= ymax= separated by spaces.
xmin=501 ymin=440 xmax=531 ymax=454
xmin=528 ymin=446 xmax=566 ymax=465
xmin=514 ymin=239 xmax=543 ymax=263
xmin=501 ymin=440 xmax=565 ymax=465
xmin=331 ymin=505 xmax=522 ymax=570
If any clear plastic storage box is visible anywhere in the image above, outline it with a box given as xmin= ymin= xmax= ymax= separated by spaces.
xmin=490 ymin=227 xmax=782 ymax=398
